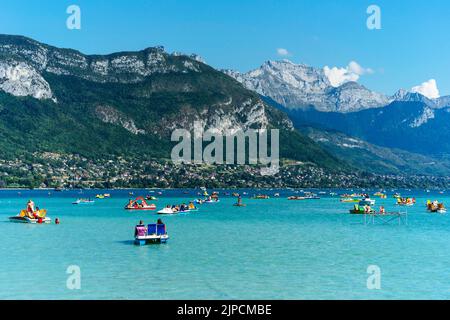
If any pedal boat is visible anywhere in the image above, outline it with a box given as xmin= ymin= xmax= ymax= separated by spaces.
xmin=349 ymin=209 xmax=376 ymax=215
xmin=9 ymin=216 xmax=52 ymax=224
xmin=135 ymin=224 xmax=169 ymax=245
xmin=125 ymin=197 xmax=157 ymax=211
xmin=9 ymin=209 xmax=51 ymax=224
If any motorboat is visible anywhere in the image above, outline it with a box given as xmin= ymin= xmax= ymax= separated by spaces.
xmin=203 ymin=199 xmax=220 ymax=204
xmin=157 ymin=206 xmax=197 ymax=214
xmin=252 ymin=195 xmax=270 ymax=199
xmin=288 ymin=196 xmax=306 ymax=200
xmin=72 ymin=198 xmax=95 ymax=205
xmin=157 ymin=207 xmax=176 ymax=215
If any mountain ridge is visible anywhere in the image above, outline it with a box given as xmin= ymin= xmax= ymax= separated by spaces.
xmin=225 ymin=59 xmax=450 ymax=113
xmin=0 ymin=34 xmax=349 ymax=185
xmin=224 ymin=59 xmax=390 ymax=113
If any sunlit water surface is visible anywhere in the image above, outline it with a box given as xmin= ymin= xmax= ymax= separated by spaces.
xmin=1 ymin=189 xmax=450 ymax=300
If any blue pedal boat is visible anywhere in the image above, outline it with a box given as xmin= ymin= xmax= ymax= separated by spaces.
xmin=134 ymin=224 xmax=169 ymax=245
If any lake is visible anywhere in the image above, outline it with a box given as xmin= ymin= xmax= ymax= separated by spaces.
xmin=1 ymin=188 xmax=450 ymax=299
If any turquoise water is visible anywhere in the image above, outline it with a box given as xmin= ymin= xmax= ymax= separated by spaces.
xmin=1 ymin=189 xmax=450 ymax=300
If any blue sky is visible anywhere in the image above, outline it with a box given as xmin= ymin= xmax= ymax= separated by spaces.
xmin=0 ymin=0 xmax=449 ymax=96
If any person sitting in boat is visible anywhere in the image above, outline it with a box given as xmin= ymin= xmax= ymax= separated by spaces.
xmin=188 ymin=202 xmax=196 ymax=210
xmin=156 ymin=218 xmax=166 ymax=234
xmin=33 ymin=206 xmax=40 ymax=219
xmin=26 ymin=200 xmax=35 ymax=214
xmin=126 ymin=199 xmax=133 ymax=208
xmin=364 ymin=205 xmax=371 ymax=214
xmin=134 ymin=220 xmax=147 ymax=237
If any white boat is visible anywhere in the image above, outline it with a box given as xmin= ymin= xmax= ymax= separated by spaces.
xmin=359 ymin=198 xmax=376 ymax=206
xmin=9 ymin=216 xmax=51 ymax=224
xmin=157 ymin=208 xmax=176 ymax=215
xmin=72 ymin=199 xmax=95 ymax=205
xmin=203 ymin=199 xmax=220 ymax=204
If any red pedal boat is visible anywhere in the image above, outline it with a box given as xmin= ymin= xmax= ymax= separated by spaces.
xmin=124 ymin=197 xmax=157 ymax=211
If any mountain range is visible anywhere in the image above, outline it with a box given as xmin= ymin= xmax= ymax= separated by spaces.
xmin=224 ymin=60 xmax=389 ymax=113
xmin=225 ymin=59 xmax=450 ymax=113
xmin=0 ymin=34 xmax=449 ymax=187
xmin=225 ymin=59 xmax=450 ymax=175
xmin=0 ymin=34 xmax=345 ymax=178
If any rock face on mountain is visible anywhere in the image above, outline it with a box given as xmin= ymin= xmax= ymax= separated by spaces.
xmin=0 ymin=61 xmax=55 ymax=101
xmin=392 ymin=89 xmax=438 ymax=108
xmin=0 ymin=35 xmax=288 ymax=135
xmin=0 ymin=34 xmax=344 ymax=171
xmin=0 ymin=36 xmax=201 ymax=84
xmin=224 ymin=60 xmax=390 ymax=113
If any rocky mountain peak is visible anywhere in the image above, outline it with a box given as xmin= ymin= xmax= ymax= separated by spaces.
xmin=224 ymin=60 xmax=389 ymax=113
xmin=0 ymin=34 xmax=206 ymax=87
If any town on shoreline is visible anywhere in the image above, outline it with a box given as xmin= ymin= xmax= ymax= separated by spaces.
xmin=1 ymin=152 xmax=450 ymax=190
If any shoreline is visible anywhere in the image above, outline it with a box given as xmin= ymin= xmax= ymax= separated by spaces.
xmin=0 ymin=187 xmax=447 ymax=192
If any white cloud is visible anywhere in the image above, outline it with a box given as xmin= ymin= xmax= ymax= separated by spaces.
xmin=276 ymin=48 xmax=291 ymax=57
xmin=411 ymin=79 xmax=440 ymax=99
xmin=323 ymin=61 xmax=374 ymax=87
